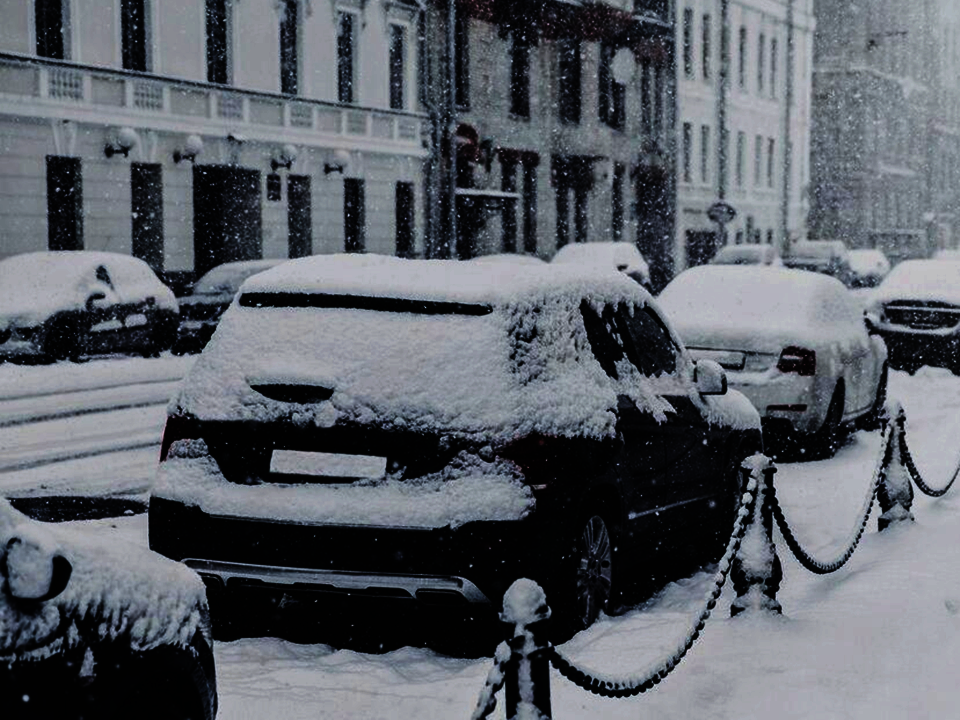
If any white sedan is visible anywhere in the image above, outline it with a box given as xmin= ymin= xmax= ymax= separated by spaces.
xmin=658 ymin=266 xmax=888 ymax=455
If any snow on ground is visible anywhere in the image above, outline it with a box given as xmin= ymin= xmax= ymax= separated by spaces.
xmin=56 ymin=366 xmax=960 ymax=719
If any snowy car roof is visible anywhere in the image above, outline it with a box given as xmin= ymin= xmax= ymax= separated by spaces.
xmin=240 ymin=253 xmax=649 ymax=307
xmin=873 ymin=259 xmax=960 ymax=306
xmin=550 ymin=242 xmax=651 ymax=279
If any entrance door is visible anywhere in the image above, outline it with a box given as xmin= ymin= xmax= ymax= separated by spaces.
xmin=193 ymin=165 xmax=262 ymax=276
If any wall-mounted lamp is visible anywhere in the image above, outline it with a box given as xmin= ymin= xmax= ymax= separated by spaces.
xmin=271 ymin=143 xmax=298 ymax=171
xmin=104 ymin=127 xmax=139 ymax=158
xmin=173 ymin=134 xmax=204 ymax=164
xmin=324 ymin=149 xmax=351 ymax=175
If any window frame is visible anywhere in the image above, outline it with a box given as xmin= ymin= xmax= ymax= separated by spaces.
xmin=557 ymin=37 xmax=582 ymax=125
xmin=337 ymin=9 xmax=359 ymax=104
xmin=279 ymin=0 xmax=300 ymax=96
xmin=388 ymin=22 xmax=408 ymax=110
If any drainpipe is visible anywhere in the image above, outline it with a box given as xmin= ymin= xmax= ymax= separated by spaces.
xmin=439 ymin=0 xmax=458 ymax=258
xmin=714 ymin=0 xmax=730 ymax=249
xmin=780 ymin=0 xmax=795 ymax=255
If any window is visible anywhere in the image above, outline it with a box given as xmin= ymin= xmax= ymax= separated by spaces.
xmin=279 ymin=0 xmax=298 ymax=95
xmin=501 ymin=159 xmax=518 ymax=253
xmin=738 ymin=26 xmax=747 ymax=89
xmin=580 ymin=302 xmax=624 ymax=379
xmin=288 ymin=175 xmax=312 ymax=258
xmin=617 ymin=306 xmax=678 ymax=377
xmin=121 ymin=0 xmax=149 ymax=72
xmin=757 ymin=33 xmax=765 ymax=93
xmin=640 ymin=60 xmax=652 ymax=135
xmin=344 ymin=178 xmax=365 ymax=253
xmin=754 ymin=134 xmax=762 ymax=185
xmin=736 ymin=131 xmax=745 ymax=187
xmin=206 ymin=0 xmax=230 ymax=84
xmin=522 ymin=160 xmax=538 ymax=254
xmin=558 ymin=38 xmax=581 ymax=124
xmin=702 ymin=13 xmax=711 ymax=80
xmin=770 ymin=37 xmax=778 ymax=96
xmin=131 ymin=163 xmax=163 ymax=272
xmin=454 ymin=13 xmax=469 ymax=109
xmin=700 ymin=125 xmax=710 ymax=183
xmin=36 ymin=0 xmax=68 ymax=60
xmin=46 ymin=156 xmax=83 ymax=251
xmin=653 ymin=64 xmax=663 ymax=138
xmin=682 ymin=122 xmax=693 ymax=183
xmin=389 ymin=24 xmax=406 ymax=110
xmin=266 ymin=173 xmax=282 ymax=202
xmin=599 ymin=45 xmax=626 ymax=129
xmin=612 ymin=163 xmax=625 ymax=241
xmin=767 ymin=137 xmax=775 ymax=187
xmin=337 ymin=11 xmax=356 ymax=103
xmin=395 ymin=181 xmax=415 ymax=258
xmin=510 ymin=33 xmax=531 ymax=118
xmin=682 ymin=8 xmax=694 ymax=78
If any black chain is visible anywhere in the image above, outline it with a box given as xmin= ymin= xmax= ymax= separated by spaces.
xmin=770 ymin=421 xmax=892 ymax=574
xmin=898 ymin=418 xmax=960 ymax=498
xmin=548 ymin=477 xmax=758 ymax=698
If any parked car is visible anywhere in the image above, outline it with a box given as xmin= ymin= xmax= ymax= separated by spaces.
xmin=551 ymin=241 xmax=651 ymax=288
xmin=174 ymin=258 xmax=287 ymax=354
xmin=782 ymin=240 xmax=854 ymax=286
xmin=470 ymin=253 xmax=546 ymax=265
xmin=846 ymin=248 xmax=891 ymax=289
xmin=867 ymin=259 xmax=960 ymax=374
xmin=710 ymin=244 xmax=781 ymax=266
xmin=933 ymin=249 xmax=960 ymax=261
xmin=149 ymin=255 xmax=760 ymax=646
xmin=659 ymin=266 xmax=888 ymax=456
xmin=0 ymin=497 xmax=217 ymax=720
xmin=0 ymin=251 xmax=178 ymax=362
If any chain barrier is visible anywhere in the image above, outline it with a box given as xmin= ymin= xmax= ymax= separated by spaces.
xmin=896 ymin=407 xmax=960 ymax=498
xmin=546 ymin=468 xmax=759 ymax=698
xmin=470 ymin=641 xmax=511 ymax=720
xmin=770 ymin=418 xmax=892 ymax=574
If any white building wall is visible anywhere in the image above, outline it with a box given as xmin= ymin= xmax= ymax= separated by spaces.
xmin=676 ymin=0 xmax=815 ymax=268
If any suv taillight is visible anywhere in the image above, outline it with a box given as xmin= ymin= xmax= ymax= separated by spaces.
xmin=777 ymin=346 xmax=816 ymax=376
xmin=159 ymin=414 xmax=196 ymax=462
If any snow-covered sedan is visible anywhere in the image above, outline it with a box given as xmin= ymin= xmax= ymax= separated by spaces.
xmin=0 ymin=251 xmax=178 ymax=362
xmin=552 ymin=241 xmax=651 ymax=288
xmin=174 ymin=258 xmax=287 ymax=354
xmin=0 ymin=497 xmax=217 ymax=720
xmin=868 ymin=259 xmax=960 ymax=374
xmin=659 ymin=266 xmax=888 ymax=456
xmin=149 ymin=255 xmax=760 ymax=645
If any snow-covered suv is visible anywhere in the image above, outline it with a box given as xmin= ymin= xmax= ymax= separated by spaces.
xmin=149 ymin=255 xmax=760 ymax=643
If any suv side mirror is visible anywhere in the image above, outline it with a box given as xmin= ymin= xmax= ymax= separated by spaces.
xmin=2 ymin=526 xmax=72 ymax=602
xmin=864 ymin=311 xmax=881 ymax=336
xmin=86 ymin=291 xmax=108 ymax=311
xmin=694 ymin=359 xmax=728 ymax=396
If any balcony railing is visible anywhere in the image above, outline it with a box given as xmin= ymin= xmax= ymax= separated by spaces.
xmin=0 ymin=53 xmax=425 ymax=148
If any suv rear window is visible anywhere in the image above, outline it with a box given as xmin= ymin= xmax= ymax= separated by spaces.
xmin=240 ymin=292 xmax=493 ymax=316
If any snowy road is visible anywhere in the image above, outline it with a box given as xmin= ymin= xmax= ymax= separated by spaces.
xmin=0 ymin=355 xmax=191 ymax=498
xmin=51 ymin=366 xmax=960 ymax=719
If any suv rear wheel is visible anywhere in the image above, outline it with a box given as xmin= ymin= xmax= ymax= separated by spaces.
xmin=573 ymin=515 xmax=613 ymax=630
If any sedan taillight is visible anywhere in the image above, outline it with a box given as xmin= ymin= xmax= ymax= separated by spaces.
xmin=777 ymin=346 xmax=816 ymax=376
xmin=159 ymin=414 xmax=197 ymax=462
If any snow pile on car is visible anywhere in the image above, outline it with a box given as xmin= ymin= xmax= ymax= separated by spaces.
xmin=172 ymin=255 xmax=664 ymax=442
xmin=873 ymin=259 xmax=960 ymax=307
xmin=660 ymin=266 xmax=864 ymax=355
xmin=155 ymin=441 xmax=534 ymax=528
xmin=0 ymin=499 xmax=206 ymax=663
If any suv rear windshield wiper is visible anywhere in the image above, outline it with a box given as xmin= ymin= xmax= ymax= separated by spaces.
xmin=239 ymin=292 xmax=493 ymax=316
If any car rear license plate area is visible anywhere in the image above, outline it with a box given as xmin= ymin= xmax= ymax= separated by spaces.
xmin=269 ymin=449 xmax=387 ymax=482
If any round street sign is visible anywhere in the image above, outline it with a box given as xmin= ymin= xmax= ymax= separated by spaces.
xmin=707 ymin=201 xmax=737 ymax=225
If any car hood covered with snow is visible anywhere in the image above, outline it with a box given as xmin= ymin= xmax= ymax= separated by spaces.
xmin=172 ymin=255 xmax=671 ymax=442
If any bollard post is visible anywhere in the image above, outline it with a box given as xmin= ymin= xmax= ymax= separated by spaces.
xmin=877 ymin=402 xmax=915 ymax=531
xmin=731 ymin=455 xmax=783 ymax=616
xmin=501 ymin=578 xmax=553 ymax=720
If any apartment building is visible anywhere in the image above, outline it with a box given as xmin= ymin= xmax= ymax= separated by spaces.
xmin=811 ymin=0 xmax=960 ymax=261
xmin=424 ymin=0 xmax=678 ymax=288
xmin=675 ymin=0 xmax=814 ymax=268
xmin=0 ymin=0 xmax=427 ymax=282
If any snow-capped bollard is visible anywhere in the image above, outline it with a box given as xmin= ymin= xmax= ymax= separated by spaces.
xmin=501 ymin=578 xmax=553 ymax=720
xmin=877 ymin=402 xmax=915 ymax=531
xmin=731 ymin=455 xmax=783 ymax=616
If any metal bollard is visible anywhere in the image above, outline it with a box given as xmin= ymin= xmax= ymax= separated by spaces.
xmin=730 ymin=455 xmax=783 ymax=616
xmin=501 ymin=579 xmax=553 ymax=720
xmin=877 ymin=403 xmax=915 ymax=531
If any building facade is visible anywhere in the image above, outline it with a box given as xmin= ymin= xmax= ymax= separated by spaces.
xmin=0 ymin=0 xmax=427 ymax=283
xmin=810 ymin=0 xmax=960 ymax=261
xmin=675 ymin=0 xmax=814 ymax=268
xmin=424 ymin=0 xmax=678 ymax=289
